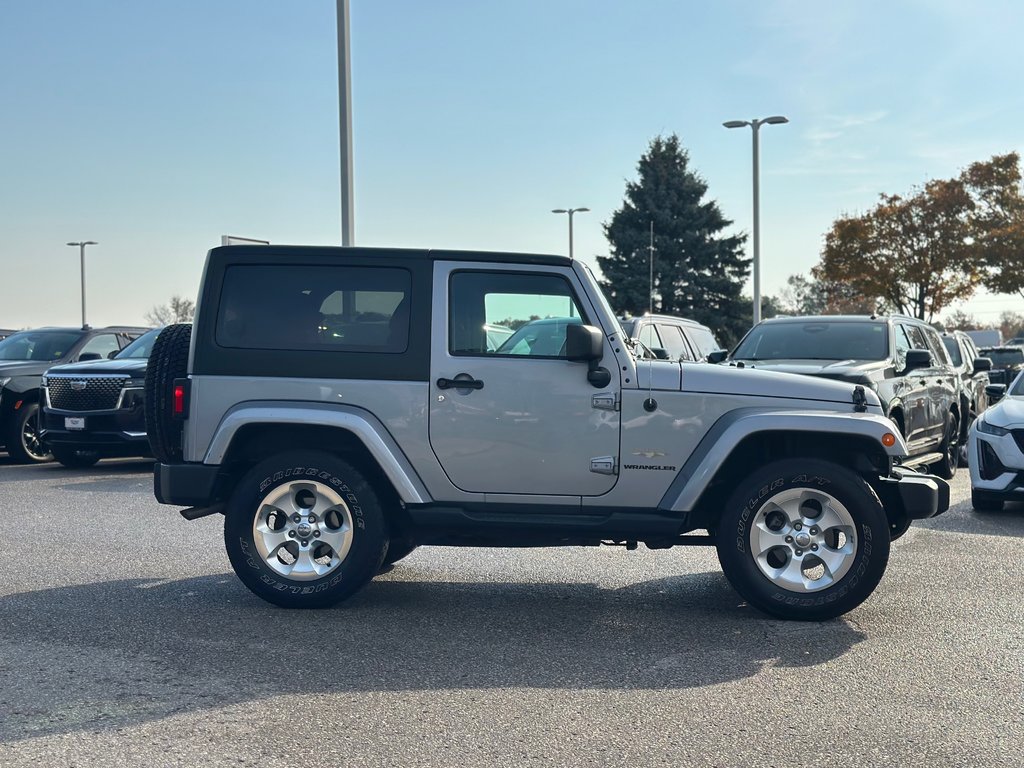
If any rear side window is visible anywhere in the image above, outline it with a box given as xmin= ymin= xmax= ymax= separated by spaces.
xmin=216 ymin=265 xmax=411 ymax=353
xmin=657 ymin=323 xmax=694 ymax=361
xmin=942 ymin=336 xmax=963 ymax=366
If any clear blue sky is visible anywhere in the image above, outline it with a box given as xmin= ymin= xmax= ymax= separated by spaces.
xmin=1 ymin=0 xmax=1021 ymax=329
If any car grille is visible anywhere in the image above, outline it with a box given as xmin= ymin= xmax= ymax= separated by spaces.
xmin=1013 ymin=430 xmax=1024 ymax=455
xmin=48 ymin=376 xmax=129 ymax=411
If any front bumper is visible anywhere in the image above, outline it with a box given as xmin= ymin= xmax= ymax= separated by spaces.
xmin=875 ymin=468 xmax=950 ymax=521
xmin=40 ymin=407 xmax=149 ymax=455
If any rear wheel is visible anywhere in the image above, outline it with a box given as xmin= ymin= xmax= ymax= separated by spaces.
xmin=224 ymin=451 xmax=389 ymax=608
xmin=51 ymin=446 xmax=101 ymax=468
xmin=144 ymin=323 xmax=192 ymax=463
xmin=716 ymin=458 xmax=891 ymax=621
xmin=6 ymin=403 xmax=52 ymax=464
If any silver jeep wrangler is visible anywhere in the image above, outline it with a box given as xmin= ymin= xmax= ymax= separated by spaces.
xmin=148 ymin=245 xmax=949 ymax=620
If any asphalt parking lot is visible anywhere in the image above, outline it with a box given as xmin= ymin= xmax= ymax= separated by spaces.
xmin=0 ymin=458 xmax=1022 ymax=768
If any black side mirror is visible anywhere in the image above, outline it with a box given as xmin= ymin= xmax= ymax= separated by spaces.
xmin=651 ymin=347 xmax=670 ymax=360
xmin=974 ymin=356 xmax=993 ymax=373
xmin=904 ymin=349 xmax=931 ymax=372
xmin=707 ymin=349 xmax=728 ymax=364
xmin=78 ymin=352 xmax=101 ymax=362
xmin=565 ymin=324 xmax=603 ymax=362
xmin=107 ymin=350 xmax=119 ymax=359
xmin=986 ymin=383 xmax=1006 ymax=403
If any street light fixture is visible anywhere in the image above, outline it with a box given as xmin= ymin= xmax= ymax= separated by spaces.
xmin=66 ymin=241 xmax=98 ymax=328
xmin=723 ymin=115 xmax=789 ymax=325
xmin=551 ymin=207 xmax=590 ymax=260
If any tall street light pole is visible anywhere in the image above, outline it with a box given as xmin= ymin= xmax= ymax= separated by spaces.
xmin=723 ymin=115 xmax=789 ymax=326
xmin=66 ymin=241 xmax=98 ymax=328
xmin=337 ymin=0 xmax=354 ymax=246
xmin=551 ymin=207 xmax=589 ymax=259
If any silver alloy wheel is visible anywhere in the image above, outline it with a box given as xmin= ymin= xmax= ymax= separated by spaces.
xmin=252 ymin=480 xmax=354 ymax=581
xmin=748 ymin=487 xmax=857 ymax=593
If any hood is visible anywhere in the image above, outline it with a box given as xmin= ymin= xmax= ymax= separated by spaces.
xmin=45 ymin=358 xmax=148 ymax=377
xmin=636 ymin=361 xmax=881 ymax=408
xmin=725 ymin=358 xmax=888 ymax=381
xmin=0 ymin=360 xmax=51 ymax=379
xmin=986 ymin=396 xmax=1024 ymax=428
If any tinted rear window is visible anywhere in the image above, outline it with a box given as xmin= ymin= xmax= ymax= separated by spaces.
xmin=982 ymin=348 xmax=1024 ymax=365
xmin=734 ymin=321 xmax=889 ymax=361
xmin=941 ymin=336 xmax=962 ymax=366
xmin=216 ymin=265 xmax=411 ymax=353
xmin=0 ymin=330 xmax=83 ymax=361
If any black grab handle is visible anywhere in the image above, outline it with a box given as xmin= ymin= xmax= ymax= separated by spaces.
xmin=436 ymin=377 xmax=484 ymax=390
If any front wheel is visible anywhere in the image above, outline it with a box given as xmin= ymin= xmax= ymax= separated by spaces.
xmin=716 ymin=459 xmax=891 ymax=621
xmin=6 ymin=403 xmax=52 ymax=464
xmin=931 ymin=411 xmax=959 ymax=480
xmin=224 ymin=451 xmax=389 ymax=608
xmin=51 ymin=446 xmax=101 ymax=468
xmin=971 ymin=490 xmax=1004 ymax=512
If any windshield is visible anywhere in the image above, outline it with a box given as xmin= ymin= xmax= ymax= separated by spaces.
xmin=116 ymin=327 xmax=162 ymax=359
xmin=733 ymin=321 xmax=889 ymax=361
xmin=1011 ymin=371 xmax=1024 ymax=396
xmin=941 ymin=336 xmax=963 ymax=366
xmin=981 ymin=348 xmax=1024 ymax=366
xmin=0 ymin=330 xmax=83 ymax=362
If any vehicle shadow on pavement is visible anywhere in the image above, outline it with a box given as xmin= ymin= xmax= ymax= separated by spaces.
xmin=917 ymin=503 xmax=1024 ymax=537
xmin=0 ymin=458 xmax=154 ymax=483
xmin=0 ymin=571 xmax=866 ymax=742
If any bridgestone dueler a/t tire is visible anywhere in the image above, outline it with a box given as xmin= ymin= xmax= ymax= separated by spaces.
xmin=144 ymin=323 xmax=191 ymax=463
xmin=716 ymin=458 xmax=891 ymax=621
xmin=224 ymin=451 xmax=389 ymax=609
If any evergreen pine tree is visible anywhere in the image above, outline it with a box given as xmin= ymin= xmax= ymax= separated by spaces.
xmin=597 ymin=135 xmax=750 ymax=345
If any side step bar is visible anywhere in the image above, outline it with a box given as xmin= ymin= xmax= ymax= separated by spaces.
xmin=898 ymin=452 xmax=944 ymax=471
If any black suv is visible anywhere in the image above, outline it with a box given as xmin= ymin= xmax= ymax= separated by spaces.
xmin=0 ymin=326 xmax=149 ymax=463
xmin=941 ymin=330 xmax=992 ymax=464
xmin=618 ymin=314 xmax=725 ymax=362
xmin=979 ymin=346 xmax=1024 ymax=386
xmin=725 ymin=315 xmax=961 ymax=478
xmin=39 ymin=327 xmax=162 ymax=468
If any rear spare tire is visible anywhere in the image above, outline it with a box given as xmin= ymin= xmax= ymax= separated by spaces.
xmin=144 ymin=323 xmax=192 ymax=463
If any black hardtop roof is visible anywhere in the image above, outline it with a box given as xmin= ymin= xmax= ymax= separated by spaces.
xmin=209 ymin=244 xmax=572 ymax=267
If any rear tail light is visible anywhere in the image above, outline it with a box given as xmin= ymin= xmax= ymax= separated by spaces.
xmin=172 ymin=378 xmax=190 ymax=420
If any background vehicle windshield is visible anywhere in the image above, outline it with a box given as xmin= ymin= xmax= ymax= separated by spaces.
xmin=733 ymin=321 xmax=889 ymax=361
xmin=981 ymin=348 xmax=1024 ymax=366
xmin=941 ymin=336 xmax=963 ymax=366
xmin=116 ymin=327 xmax=161 ymax=359
xmin=1010 ymin=371 xmax=1024 ymax=396
xmin=0 ymin=330 xmax=83 ymax=361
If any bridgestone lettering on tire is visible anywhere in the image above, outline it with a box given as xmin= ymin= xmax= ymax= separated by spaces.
xmin=144 ymin=323 xmax=192 ymax=463
xmin=716 ymin=458 xmax=891 ymax=621
xmin=224 ymin=451 xmax=389 ymax=608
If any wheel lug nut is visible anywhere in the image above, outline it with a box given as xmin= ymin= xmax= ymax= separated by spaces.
xmin=812 ymin=544 xmax=819 ymax=551
xmin=301 ymin=539 xmax=308 ymax=546
xmin=314 ymin=531 xmax=321 ymax=538
xmin=795 ymin=549 xmax=803 ymax=556
xmin=810 ymin=527 xmax=819 ymax=535
xmin=794 ymin=523 xmax=802 ymax=531
xmin=308 ymin=514 xmax=317 ymax=523
xmin=292 ymin=514 xmax=301 ymax=523
xmin=288 ymin=531 xmax=296 ymax=538
xmin=785 ymin=535 xmax=794 ymax=543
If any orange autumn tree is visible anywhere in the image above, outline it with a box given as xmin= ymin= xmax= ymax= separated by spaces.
xmin=814 ymin=154 xmax=1024 ymax=321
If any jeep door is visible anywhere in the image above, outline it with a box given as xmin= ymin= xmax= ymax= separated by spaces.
xmin=428 ymin=264 xmax=621 ymax=496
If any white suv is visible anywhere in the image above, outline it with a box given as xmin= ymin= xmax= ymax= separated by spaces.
xmin=968 ymin=371 xmax=1024 ymax=510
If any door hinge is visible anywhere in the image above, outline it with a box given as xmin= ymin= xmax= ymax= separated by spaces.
xmin=591 ymin=392 xmax=619 ymax=411
xmin=590 ymin=456 xmax=618 ymax=475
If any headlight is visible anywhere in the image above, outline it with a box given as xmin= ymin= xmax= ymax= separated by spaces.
xmin=39 ymin=376 xmax=47 ymax=387
xmin=977 ymin=417 xmax=1010 ymax=437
